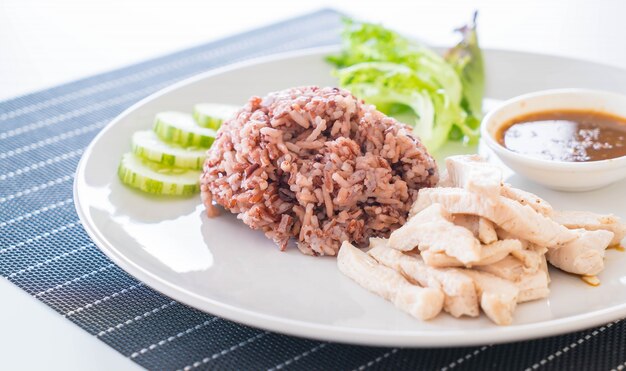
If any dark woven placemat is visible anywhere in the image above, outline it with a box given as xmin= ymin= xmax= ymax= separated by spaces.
xmin=1 ymin=8 xmax=624 ymax=371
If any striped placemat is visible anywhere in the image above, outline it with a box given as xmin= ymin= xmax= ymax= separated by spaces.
xmin=1 ymin=8 xmax=625 ymax=371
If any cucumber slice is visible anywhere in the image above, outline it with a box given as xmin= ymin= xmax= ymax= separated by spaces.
xmin=131 ymin=130 xmax=206 ymax=170
xmin=193 ymin=103 xmax=238 ymax=129
xmin=118 ymin=153 xmax=201 ymax=196
xmin=153 ymin=111 xmax=216 ymax=148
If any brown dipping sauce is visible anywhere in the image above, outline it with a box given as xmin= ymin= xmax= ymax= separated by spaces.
xmin=607 ymin=244 xmax=625 ymax=252
xmin=497 ymin=110 xmax=626 ymax=162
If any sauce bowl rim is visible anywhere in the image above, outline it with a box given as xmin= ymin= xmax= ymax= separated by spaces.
xmin=481 ymin=88 xmax=626 ymax=170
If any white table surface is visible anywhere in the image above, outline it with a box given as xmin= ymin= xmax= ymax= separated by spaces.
xmin=1 ymin=0 xmax=624 ymax=369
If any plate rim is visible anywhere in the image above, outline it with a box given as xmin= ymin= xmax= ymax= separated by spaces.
xmin=74 ymin=46 xmax=626 ymax=347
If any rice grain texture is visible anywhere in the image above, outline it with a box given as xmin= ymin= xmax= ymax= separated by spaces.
xmin=201 ymin=86 xmax=438 ymax=255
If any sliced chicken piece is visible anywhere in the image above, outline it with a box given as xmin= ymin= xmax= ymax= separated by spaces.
xmin=474 ymin=255 xmax=549 ymax=303
xmin=496 ymin=230 xmax=552 ymax=285
xmin=437 ymin=171 xmax=454 ymax=187
xmin=516 ymin=270 xmax=550 ymax=303
xmin=446 ymin=154 xmax=552 ymax=216
xmin=539 ymin=254 xmax=550 ymax=284
xmin=478 ymin=218 xmax=498 ymax=244
xmin=477 ymin=239 xmax=524 ymax=264
xmin=462 ymin=270 xmax=519 ymax=325
xmin=389 ymin=204 xmax=481 ymax=265
xmin=337 ymin=241 xmax=444 ymax=320
xmin=411 ymin=187 xmax=576 ymax=247
xmin=495 ymin=227 xmax=522 ymax=244
xmin=495 ymin=229 xmax=549 ymax=257
xmin=368 ymin=237 xmax=389 ymax=250
xmin=510 ymin=248 xmax=542 ymax=271
xmin=421 ymin=239 xmax=522 ymax=268
xmin=475 ymin=256 xmax=526 ymax=281
xmin=452 ymin=214 xmax=479 ymax=235
xmin=501 ymin=185 xmax=553 ymax=217
xmin=445 ymin=155 xmax=502 ymax=199
xmin=546 ymin=229 xmax=614 ymax=276
xmin=452 ymin=215 xmax=498 ymax=244
xmin=552 ymin=210 xmax=626 ymax=246
xmin=368 ymin=243 xmax=479 ymax=318
xmin=420 ymin=251 xmax=469 ymax=268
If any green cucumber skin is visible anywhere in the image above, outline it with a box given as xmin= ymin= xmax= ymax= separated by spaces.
xmin=153 ymin=118 xmax=215 ymax=148
xmin=131 ymin=143 xmax=204 ymax=170
xmin=193 ymin=111 xmax=222 ymax=130
xmin=193 ymin=103 xmax=238 ymax=129
xmin=117 ymin=159 xmax=200 ymax=196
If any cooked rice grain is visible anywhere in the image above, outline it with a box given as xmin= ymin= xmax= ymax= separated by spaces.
xmin=201 ymin=86 xmax=438 ymax=255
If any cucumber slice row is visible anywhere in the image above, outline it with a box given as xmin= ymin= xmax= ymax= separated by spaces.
xmin=118 ymin=153 xmax=201 ymax=196
xmin=193 ymin=103 xmax=238 ymax=129
xmin=132 ymin=130 xmax=207 ymax=170
xmin=154 ymin=111 xmax=217 ymax=148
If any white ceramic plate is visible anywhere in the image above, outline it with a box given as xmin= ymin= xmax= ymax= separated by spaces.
xmin=75 ymin=46 xmax=626 ymax=347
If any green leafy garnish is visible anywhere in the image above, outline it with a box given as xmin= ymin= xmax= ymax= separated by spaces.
xmin=445 ymin=11 xmax=484 ymax=119
xmin=328 ymin=14 xmax=484 ymax=150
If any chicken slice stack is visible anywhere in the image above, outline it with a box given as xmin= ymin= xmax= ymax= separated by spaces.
xmin=337 ymin=155 xmax=626 ymax=325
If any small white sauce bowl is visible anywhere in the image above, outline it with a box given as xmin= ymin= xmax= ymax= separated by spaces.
xmin=481 ymin=89 xmax=626 ymax=192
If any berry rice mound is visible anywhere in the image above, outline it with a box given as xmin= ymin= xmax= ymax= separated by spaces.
xmin=201 ymin=86 xmax=438 ymax=256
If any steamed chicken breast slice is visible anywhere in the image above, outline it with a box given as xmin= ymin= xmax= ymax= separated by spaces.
xmin=367 ymin=242 xmax=479 ymax=318
xmin=420 ymin=239 xmax=522 ymax=268
xmin=539 ymin=254 xmax=550 ymax=284
xmin=445 ymin=155 xmax=502 ymax=199
xmin=389 ymin=204 xmax=481 ymax=265
xmin=445 ymin=154 xmax=554 ymax=217
xmin=516 ymin=270 xmax=550 ymax=303
xmin=478 ymin=218 xmax=499 ymax=244
xmin=475 ymin=255 xmax=526 ymax=281
xmin=337 ymin=241 xmax=444 ymax=320
xmin=496 ymin=228 xmax=551 ymax=285
xmin=411 ymin=187 xmax=576 ymax=247
xmin=495 ymin=228 xmax=549 ymax=256
xmin=552 ymin=210 xmax=626 ymax=246
xmin=475 ymin=255 xmax=550 ymax=303
xmin=437 ymin=171 xmax=454 ymax=187
xmin=453 ymin=214 xmax=498 ymax=244
xmin=500 ymin=185 xmax=553 ymax=217
xmin=496 ymin=228 xmax=548 ymax=271
xmin=546 ymin=229 xmax=614 ymax=276
xmin=510 ymin=248 xmax=543 ymax=271
xmin=462 ymin=270 xmax=519 ymax=326
xmin=452 ymin=214 xmax=479 ymax=235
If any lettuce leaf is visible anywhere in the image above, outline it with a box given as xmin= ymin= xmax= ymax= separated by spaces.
xmin=335 ymin=62 xmax=464 ymax=150
xmin=328 ymin=16 xmax=484 ymax=150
